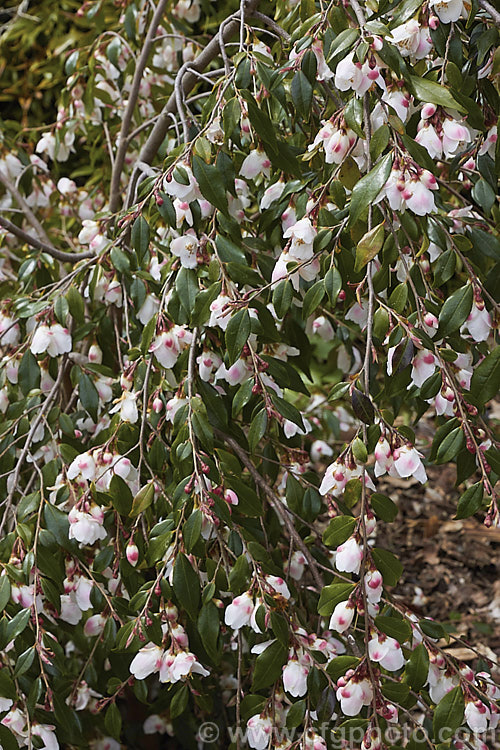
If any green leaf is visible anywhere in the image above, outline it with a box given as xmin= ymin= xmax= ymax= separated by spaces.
xmin=18 ymin=351 xmax=41 ymax=395
xmin=419 ymin=619 xmax=446 ymax=639
xmin=248 ymin=409 xmax=267 ymax=453
xmin=104 ymin=702 xmax=122 ymax=740
xmin=6 ymin=608 xmax=31 ymax=643
xmin=131 ymin=216 xmax=149 ymax=259
xmin=375 ymin=615 xmax=411 ymax=643
xmin=324 ymin=267 xmax=342 ymax=305
xmin=318 ymin=583 xmax=355 ymax=616
xmin=328 ymin=382 xmax=350 ymax=402
xmin=371 ymin=548 xmax=403 ymax=587
xmin=348 ymin=153 xmax=393 ymax=227
xmin=302 ymin=280 xmax=325 ymax=319
xmin=79 ymin=373 xmax=99 ymax=422
xmin=198 ymin=602 xmax=220 ymax=661
xmin=323 ymin=516 xmax=356 ymax=548
xmin=130 ymin=483 xmax=154 ymax=517
xmin=470 ymin=348 xmax=500 ymax=405
xmin=351 ymin=387 xmax=375 ymax=424
xmin=326 ymin=655 xmax=360 ymax=682
xmin=409 ymin=76 xmax=466 ymax=112
xmin=183 ymin=510 xmax=202 ymax=553
xmin=173 ymin=553 xmax=200 ymax=620
xmin=0 ymin=576 xmax=11 ymax=612
xmin=286 ymin=699 xmax=307 ymax=728
xmin=438 ymin=284 xmax=473 ymax=337
xmin=354 ymin=222 xmax=385 ymax=272
xmin=435 ymin=426 xmax=465 ymax=464
xmin=433 ymin=686 xmax=464 ymax=740
xmin=370 ymin=493 xmax=398 ymax=522
xmin=0 ymin=726 xmax=19 ymax=750
xmin=272 ymin=280 xmax=293 ymax=318
xmin=192 ymin=155 xmax=229 ymax=215
xmin=381 ymin=682 xmax=410 ymax=702
xmin=291 ymin=70 xmax=313 ymax=120
xmin=14 ymin=646 xmax=35 ymax=677
xmin=251 ymin=640 xmax=288 ymax=691
xmin=455 ymin=482 xmax=484 ymax=519
xmin=404 ymin=643 xmax=429 ymax=691
xmin=229 ymin=554 xmax=250 ymax=594
xmin=170 ymin=684 xmax=189 ymax=718
xmin=225 ymin=309 xmax=251 ymax=364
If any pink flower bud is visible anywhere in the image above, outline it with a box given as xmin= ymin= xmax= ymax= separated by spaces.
xmin=152 ymin=397 xmax=163 ymax=413
xmin=126 ymin=543 xmax=139 ymax=567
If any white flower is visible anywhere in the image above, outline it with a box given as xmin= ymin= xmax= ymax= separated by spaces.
xmin=159 ymin=650 xmax=209 ymax=683
xmin=411 ymin=350 xmax=437 ymax=388
xmin=335 ymin=52 xmax=383 ymax=96
xmin=310 ymin=440 xmax=334 ymax=462
xmin=240 ymin=150 xmax=271 ymax=179
xmin=0 ymin=313 xmax=20 ymax=346
xmin=465 ymin=700 xmax=490 ymax=733
xmin=336 ymin=676 xmax=373 ymax=715
xmin=462 ymin=304 xmax=491 ymax=342
xmin=369 ymin=635 xmax=405 ymax=671
xmin=32 ymin=724 xmax=60 ymax=750
xmin=429 ymin=0 xmax=465 ymax=24
xmin=335 ymin=537 xmax=363 ymax=575
xmin=387 ymin=20 xmax=421 ymax=57
xmin=31 ymin=324 xmax=72 ymax=357
xmin=60 ymin=594 xmax=83 ymax=625
xmin=170 ymin=233 xmax=199 ymax=269
xmin=137 ymin=294 xmax=160 ymax=325
xmin=84 ymin=614 xmax=106 ymax=636
xmin=329 ymin=600 xmax=355 ymax=633
xmin=286 ymin=551 xmax=307 ymax=580
xmin=283 ymin=217 xmax=316 ymax=259
xmin=393 ymin=444 xmax=427 ymax=484
xmin=68 ymin=505 xmax=106 ymax=545
xmin=283 ymin=658 xmax=309 ymax=697
xmin=130 ymin=643 xmax=163 ymax=679
xmin=149 ymin=326 xmax=192 ymax=369
xmin=247 ymin=714 xmax=273 ymax=750
xmin=365 ymin=570 xmax=383 ymax=604
xmin=163 ymin=164 xmax=199 ymax=203
xmin=143 ymin=714 xmax=172 ymax=735
xmin=67 ymin=452 xmax=96 ymax=481
xmin=208 ymin=294 xmax=232 ymax=330
xmin=110 ymin=391 xmax=139 ymax=423
xmin=265 ymin=575 xmax=290 ymax=599
xmin=225 ymin=591 xmax=254 ymax=630
xmin=260 ymin=181 xmax=285 ymax=210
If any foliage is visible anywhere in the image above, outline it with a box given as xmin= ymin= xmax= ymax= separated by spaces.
xmin=0 ymin=0 xmax=499 ymax=748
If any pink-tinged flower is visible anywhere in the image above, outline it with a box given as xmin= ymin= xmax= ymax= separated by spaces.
xmin=0 ymin=697 xmax=13 ymax=712
xmin=369 ymin=634 xmax=405 ymax=670
xmin=479 ymin=126 xmax=498 ymax=158
xmin=465 ymin=700 xmax=490 ymax=733
xmin=197 ymin=351 xmax=222 ymax=381
xmin=1 ymin=707 xmax=26 ymax=734
xmin=335 ymin=52 xmax=383 ymax=96
xmin=365 ymin=570 xmax=383 ymax=604
xmin=0 ymin=313 xmax=20 ymax=346
xmin=159 ymin=650 xmax=209 ymax=683
xmin=382 ymin=90 xmax=412 ymax=122
xmin=11 ymin=583 xmax=37 ymax=608
xmin=415 ymin=123 xmax=442 ymax=159
xmin=208 ymin=294 xmax=232 ymax=330
xmin=130 ymin=643 xmax=163 ymax=679
xmin=335 ymin=537 xmax=363 ymax=574
xmin=247 ymin=714 xmax=273 ymax=750
xmin=336 ymin=676 xmax=373 ymax=715
xmin=429 ymin=0 xmax=465 ymax=22
xmin=310 ymin=440 xmax=334 ymax=463
xmin=405 ymin=179 xmax=436 ymax=216
xmin=149 ymin=326 xmax=192 ymax=369
xmin=110 ymin=391 xmax=139 ymax=423
xmin=31 ymin=323 xmax=72 ymax=357
xmin=214 ymin=359 xmax=250 ymax=387
xmin=283 ymin=658 xmax=309 ymax=697
xmin=225 ymin=591 xmax=254 ymax=630
xmin=143 ymin=714 xmax=172 ymax=735
xmin=387 ymin=19 xmax=421 ymax=57
xmin=323 ymin=126 xmax=356 ymax=165
xmin=266 ymin=575 xmax=291 ymax=599
xmin=345 ymin=301 xmax=369 ymax=329
xmin=286 ymin=551 xmax=307 ymax=580
xmin=68 ymin=504 xmax=107 ymax=545
xmin=304 ymin=731 xmax=328 ymax=750
xmin=166 ymin=396 xmax=187 ymax=422
xmin=312 ymin=315 xmax=334 ymax=340
xmin=67 ymin=452 xmax=96 ymax=481
xmin=392 ymin=444 xmax=427 ymax=484
xmin=240 ymin=149 xmax=271 ymax=179
xmin=137 ymin=294 xmax=160 ymax=325
xmin=163 ymin=164 xmax=199 ymax=203
xmin=442 ymin=118 xmax=471 ymax=158
xmin=32 ymin=724 xmax=60 ymax=750
xmin=312 ymin=40 xmax=333 ymax=81
xmin=83 ymin=613 xmax=106 ymax=637
xmin=283 ymin=217 xmax=317 ymax=259
xmin=462 ymin=304 xmax=491 ymax=342
xmin=60 ymin=594 xmax=83 ymax=625
xmin=411 ymin=350 xmax=437 ymax=388
xmin=329 ymin=600 xmax=355 ymax=633
xmin=170 ymin=233 xmax=199 ymax=269
xmin=126 ymin=543 xmax=139 ymax=566
xmin=260 ymin=180 xmax=285 ymax=210
xmin=374 ymin=437 xmax=393 ymax=477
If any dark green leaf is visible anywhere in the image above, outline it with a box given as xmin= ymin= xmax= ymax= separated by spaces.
xmin=192 ymin=155 xmax=229 ymax=215
xmin=323 ymin=516 xmax=356 ymax=548
xmin=251 ymin=640 xmax=288 ymax=691
xmin=438 ymin=284 xmax=473 ymax=337
xmin=433 ymin=686 xmax=464 ymax=740
xmin=470 ymin=348 xmax=500 ymax=405
xmin=173 ymin=554 xmax=200 ymax=620
xmin=225 ymin=309 xmax=251 ymax=364
xmin=455 ymin=483 xmax=484 ymax=519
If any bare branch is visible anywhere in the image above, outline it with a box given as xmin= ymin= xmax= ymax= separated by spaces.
xmin=0 ymin=215 xmax=95 ymax=261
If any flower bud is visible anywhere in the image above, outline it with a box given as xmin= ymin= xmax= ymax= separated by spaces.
xmin=126 ymin=543 xmax=139 ymax=567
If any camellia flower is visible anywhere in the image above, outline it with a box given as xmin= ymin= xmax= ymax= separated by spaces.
xmin=461 ymin=302 xmax=492 ymax=342
xmin=265 ymin=575 xmax=291 ymax=599
xmin=329 ymin=600 xmax=355 ymax=633
xmin=365 ymin=569 xmax=384 ymax=604
xmin=110 ymin=390 xmax=139 ymax=423
xmin=0 ymin=312 xmax=20 ymax=346
xmin=319 ymin=459 xmax=374 ymax=497
xmin=283 ymin=654 xmax=311 ymax=697
xmin=283 ymin=217 xmax=316 ymax=259
xmin=159 ymin=650 xmax=209 ymax=683
xmin=310 ymin=121 xmax=356 ymax=164
xmin=411 ymin=349 xmax=438 ymax=388
xmin=336 ymin=672 xmax=374 ymax=715
xmin=335 ymin=537 xmax=363 ymax=575
xmin=465 ymin=700 xmax=490 ymax=733
xmin=260 ymin=180 xmax=285 ymax=210
xmin=31 ymin=323 xmax=72 ymax=357
xmin=335 ymin=52 xmax=383 ymax=96
xmin=149 ymin=326 xmax=193 ymax=369
xmin=387 ymin=19 xmax=423 ymax=57
xmin=224 ymin=591 xmax=254 ymax=630
xmin=130 ymin=643 xmax=164 ymax=679
xmin=68 ymin=504 xmax=107 ymax=545
xmin=369 ymin=634 xmax=405 ymax=671
xmin=239 ymin=149 xmax=271 ymax=180
xmin=170 ymin=233 xmax=199 ymax=269
xmin=208 ymin=294 xmax=232 ymax=330
xmin=393 ymin=444 xmax=427 ymax=483
xmin=429 ymin=0 xmax=467 ymax=23
xmin=137 ymin=294 xmax=160 ymax=325
xmin=163 ymin=163 xmax=199 ymax=203
xmin=246 ymin=713 xmax=273 ymax=750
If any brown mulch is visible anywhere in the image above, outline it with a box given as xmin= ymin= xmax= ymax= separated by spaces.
xmin=375 ymin=465 xmax=500 ymax=669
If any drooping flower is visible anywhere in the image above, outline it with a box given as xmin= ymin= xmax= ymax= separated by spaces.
xmin=170 ymin=233 xmax=199 ymax=269
xmin=68 ymin=504 xmax=107 ymax=545
xmin=224 ymin=591 xmax=254 ymax=630
xmin=335 ymin=537 xmax=363 ymax=575
xmin=130 ymin=643 xmax=163 ymax=680
xmin=329 ymin=600 xmax=355 ymax=633
xmin=31 ymin=324 xmax=72 ymax=357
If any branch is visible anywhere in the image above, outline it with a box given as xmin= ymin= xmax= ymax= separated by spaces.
xmin=0 ymin=169 xmax=52 ymax=245
xmin=478 ymin=0 xmax=500 ymax=25
xmin=0 ymin=215 xmax=95 ymax=262
xmin=124 ymin=0 xmax=261 ymax=210
xmin=215 ymin=430 xmax=323 ymax=590
xmin=251 ymin=10 xmax=291 ymax=42
xmin=109 ymin=0 xmax=169 ymax=213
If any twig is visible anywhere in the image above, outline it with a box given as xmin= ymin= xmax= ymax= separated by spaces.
xmin=109 ymin=0 xmax=169 ymax=213
xmin=478 ymin=0 xmax=500 ymax=25
xmin=0 ymin=215 xmax=95 ymax=261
